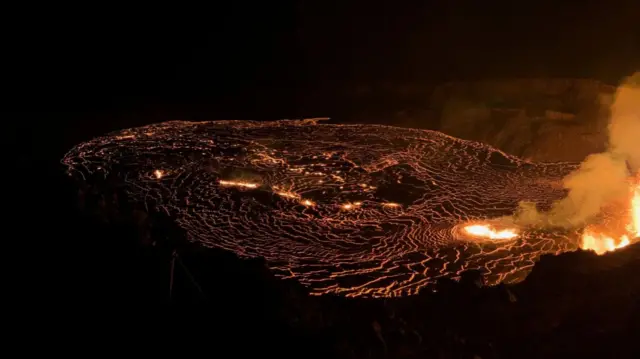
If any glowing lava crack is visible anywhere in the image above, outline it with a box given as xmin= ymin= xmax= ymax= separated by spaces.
xmin=463 ymin=224 xmax=519 ymax=240
xmin=63 ymin=119 xmax=585 ymax=297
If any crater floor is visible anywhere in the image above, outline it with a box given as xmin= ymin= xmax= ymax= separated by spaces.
xmin=63 ymin=119 xmax=582 ymax=297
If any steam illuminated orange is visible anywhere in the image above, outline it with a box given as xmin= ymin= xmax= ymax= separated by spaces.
xmin=632 ymin=184 xmax=639 ymax=237
xmin=580 ymin=183 xmax=639 ymax=255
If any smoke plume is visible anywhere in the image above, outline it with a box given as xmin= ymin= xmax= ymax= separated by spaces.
xmin=513 ymin=72 xmax=640 ymax=228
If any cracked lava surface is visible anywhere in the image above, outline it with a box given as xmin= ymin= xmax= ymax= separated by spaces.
xmin=62 ymin=119 xmax=584 ymax=297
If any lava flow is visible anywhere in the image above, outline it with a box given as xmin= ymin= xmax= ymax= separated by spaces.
xmin=63 ymin=119 xmax=583 ymax=297
xmin=581 ymin=183 xmax=639 ymax=255
xmin=463 ymin=224 xmax=519 ymax=240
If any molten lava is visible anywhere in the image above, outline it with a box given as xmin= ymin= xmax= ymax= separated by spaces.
xmin=301 ymin=199 xmax=315 ymax=207
xmin=63 ymin=119 xmax=580 ymax=297
xmin=382 ymin=202 xmax=400 ymax=208
xmin=581 ymin=183 xmax=639 ymax=255
xmin=276 ymin=191 xmax=300 ymax=199
xmin=463 ymin=224 xmax=518 ymax=240
xmin=581 ymin=232 xmax=631 ymax=255
xmin=219 ymin=180 xmax=259 ymax=189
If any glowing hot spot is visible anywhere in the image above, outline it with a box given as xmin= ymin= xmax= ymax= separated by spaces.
xmin=277 ymin=191 xmax=300 ymax=199
xmin=463 ymin=224 xmax=518 ymax=240
xmin=219 ymin=180 xmax=258 ymax=189
xmin=581 ymin=183 xmax=639 ymax=255
xmin=153 ymin=170 xmax=164 ymax=179
xmin=581 ymin=231 xmax=630 ymax=255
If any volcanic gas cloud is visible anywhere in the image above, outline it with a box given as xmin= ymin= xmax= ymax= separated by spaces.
xmin=509 ymin=73 xmax=640 ymax=254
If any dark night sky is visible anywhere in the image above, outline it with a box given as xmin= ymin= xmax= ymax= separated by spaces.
xmin=4 ymin=1 xmax=639 ymax=166
xmin=297 ymin=1 xmax=639 ymax=83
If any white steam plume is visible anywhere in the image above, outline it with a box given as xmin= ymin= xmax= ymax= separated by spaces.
xmin=513 ymin=72 xmax=640 ymax=228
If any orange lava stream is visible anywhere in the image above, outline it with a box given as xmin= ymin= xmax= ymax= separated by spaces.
xmin=581 ymin=183 xmax=639 ymax=255
xmin=463 ymin=224 xmax=518 ymax=240
xmin=219 ymin=180 xmax=258 ymax=189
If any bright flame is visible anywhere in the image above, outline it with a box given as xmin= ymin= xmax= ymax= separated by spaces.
xmin=219 ymin=180 xmax=258 ymax=189
xmin=581 ymin=231 xmax=630 ymax=255
xmin=154 ymin=170 xmax=163 ymax=179
xmin=631 ymin=185 xmax=639 ymax=237
xmin=463 ymin=224 xmax=518 ymax=240
xmin=581 ymin=183 xmax=638 ymax=254
xmin=302 ymin=199 xmax=315 ymax=206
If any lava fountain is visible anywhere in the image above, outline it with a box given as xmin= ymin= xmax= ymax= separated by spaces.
xmin=581 ymin=182 xmax=639 ymax=255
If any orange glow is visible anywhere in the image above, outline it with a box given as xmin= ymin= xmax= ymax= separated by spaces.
xmin=153 ymin=170 xmax=163 ymax=179
xmin=581 ymin=231 xmax=630 ymax=255
xmin=463 ymin=224 xmax=518 ymax=240
xmin=383 ymin=202 xmax=400 ymax=208
xmin=581 ymin=183 xmax=638 ymax=254
xmin=277 ymin=191 xmax=300 ymax=199
xmin=116 ymin=134 xmax=136 ymax=140
xmin=631 ymin=185 xmax=639 ymax=237
xmin=301 ymin=199 xmax=315 ymax=207
xmin=219 ymin=180 xmax=258 ymax=189
xmin=341 ymin=201 xmax=362 ymax=210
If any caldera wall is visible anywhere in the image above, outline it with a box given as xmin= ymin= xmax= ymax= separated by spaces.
xmin=434 ymin=79 xmax=616 ymax=162
xmin=339 ymin=78 xmax=617 ymax=163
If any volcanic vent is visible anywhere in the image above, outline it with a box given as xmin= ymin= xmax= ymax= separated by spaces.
xmin=63 ymin=119 xmax=586 ymax=297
